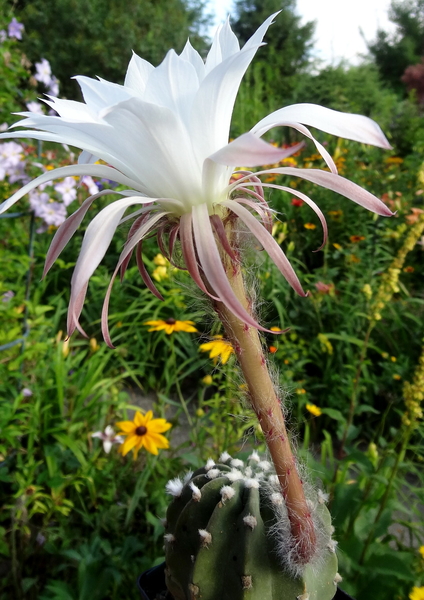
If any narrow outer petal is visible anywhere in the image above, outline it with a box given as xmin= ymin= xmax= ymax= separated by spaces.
xmin=229 ymin=168 xmax=394 ymax=217
xmin=192 ymin=203 xmax=274 ymax=332
xmin=223 ymin=199 xmax=306 ymax=296
xmin=251 ymin=103 xmax=392 ymax=149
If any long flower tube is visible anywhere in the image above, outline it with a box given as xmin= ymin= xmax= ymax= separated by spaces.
xmin=0 ymin=12 xmax=394 ymax=565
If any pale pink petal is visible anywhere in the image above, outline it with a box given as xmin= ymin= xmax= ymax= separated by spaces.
xmin=247 ymin=168 xmax=394 ymax=217
xmin=236 ymin=182 xmax=328 ymax=250
xmin=136 ymin=240 xmax=164 ymax=301
xmin=101 ymin=212 xmax=167 ymax=347
xmin=222 ymin=199 xmax=306 ymax=297
xmin=231 ymin=196 xmax=274 ymax=234
xmin=192 ymin=203 xmax=272 ymax=331
xmin=68 ymin=197 xmax=160 ymax=337
xmin=210 ymin=214 xmax=238 ymax=261
xmin=67 ymin=282 xmax=89 ymax=337
xmin=120 ymin=213 xmax=152 ymax=281
xmin=208 ymin=133 xmax=304 ymax=167
xmin=179 ymin=213 xmax=219 ymax=299
xmin=44 ymin=189 xmax=128 ymax=277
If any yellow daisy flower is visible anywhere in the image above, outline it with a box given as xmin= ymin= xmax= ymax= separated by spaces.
xmin=199 ymin=335 xmax=234 ymax=364
xmin=419 ymin=546 xmax=424 ymax=559
xmin=306 ymin=403 xmax=322 ymax=417
xmin=304 ymin=222 xmax=316 ymax=230
xmin=116 ymin=411 xmax=172 ymax=457
xmin=144 ymin=318 xmax=197 ymax=334
xmin=410 ymin=586 xmax=424 ymax=600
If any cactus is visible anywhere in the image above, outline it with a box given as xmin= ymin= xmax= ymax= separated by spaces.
xmin=164 ymin=453 xmax=340 ymax=600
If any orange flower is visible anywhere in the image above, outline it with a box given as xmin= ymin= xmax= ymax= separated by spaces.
xmin=403 ymin=266 xmax=415 ymax=273
xmin=406 ymin=208 xmax=424 ymax=225
xmin=304 ymin=222 xmax=316 ymax=230
xmin=349 ymin=235 xmax=365 ymax=243
xmin=269 ymin=346 xmax=278 ymax=353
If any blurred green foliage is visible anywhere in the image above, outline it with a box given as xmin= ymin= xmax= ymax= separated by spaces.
xmin=368 ymin=0 xmax=424 ymax=94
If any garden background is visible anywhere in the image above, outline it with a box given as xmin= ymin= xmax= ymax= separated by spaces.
xmin=0 ymin=0 xmax=423 ymax=598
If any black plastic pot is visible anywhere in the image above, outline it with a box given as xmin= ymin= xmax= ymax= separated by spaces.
xmin=137 ymin=562 xmax=356 ymax=600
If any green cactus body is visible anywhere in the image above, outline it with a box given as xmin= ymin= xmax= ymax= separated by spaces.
xmin=164 ymin=455 xmax=338 ymax=600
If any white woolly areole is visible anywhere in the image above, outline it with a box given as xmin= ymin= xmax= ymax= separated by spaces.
xmin=220 ymin=485 xmax=236 ymax=503
xmin=230 ymin=458 xmax=244 ymax=468
xmin=206 ymin=468 xmax=221 ymax=480
xmin=219 ymin=451 xmax=231 ymax=463
xmin=165 ymin=477 xmax=184 ymax=497
xmin=243 ymin=514 xmax=257 ymax=529
xmin=318 ymin=489 xmax=329 ymax=504
xmin=297 ymin=594 xmax=309 ymax=600
xmin=248 ymin=451 xmax=260 ymax=462
xmin=244 ymin=478 xmax=260 ymax=489
xmin=268 ymin=474 xmax=279 ymax=486
xmin=226 ymin=468 xmax=243 ymax=482
xmin=244 ymin=466 xmax=252 ymax=478
xmin=334 ymin=573 xmax=343 ymax=584
xmin=327 ymin=539 xmax=338 ymax=553
xmin=183 ymin=470 xmax=194 ymax=484
xmin=198 ymin=529 xmax=212 ymax=547
xmin=189 ymin=482 xmax=202 ymax=501
xmin=258 ymin=460 xmax=271 ymax=471
xmin=205 ymin=458 xmax=215 ymax=471
xmin=164 ymin=533 xmax=175 ymax=544
xmin=270 ymin=492 xmax=284 ymax=506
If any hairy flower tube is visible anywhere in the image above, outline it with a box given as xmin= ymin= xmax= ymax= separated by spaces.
xmin=0 ymin=13 xmax=392 ymax=346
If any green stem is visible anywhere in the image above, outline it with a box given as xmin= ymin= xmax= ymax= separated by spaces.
xmin=339 ymin=322 xmax=373 ymax=454
xmin=170 ymin=336 xmax=193 ymax=427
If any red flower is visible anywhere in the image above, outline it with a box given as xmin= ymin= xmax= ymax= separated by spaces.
xmin=291 ymin=198 xmax=303 ymax=207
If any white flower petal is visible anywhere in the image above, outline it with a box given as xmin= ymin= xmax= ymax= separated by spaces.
xmin=191 ymin=13 xmax=277 ymax=161
xmin=103 ymin=440 xmax=113 ymax=453
xmin=251 ymin=103 xmax=392 ymax=150
xmin=124 ymin=52 xmax=155 ymax=96
xmin=143 ymin=50 xmax=199 ymax=125
xmin=180 ymin=40 xmax=205 ymax=83
xmin=0 ymin=162 xmax=140 ymax=214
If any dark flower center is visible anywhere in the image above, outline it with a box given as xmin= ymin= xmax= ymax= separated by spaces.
xmin=135 ymin=426 xmax=147 ymax=436
xmin=165 ymin=318 xmax=176 ymax=325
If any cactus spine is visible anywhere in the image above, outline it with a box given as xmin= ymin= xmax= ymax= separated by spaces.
xmin=164 ymin=454 xmax=339 ymax=600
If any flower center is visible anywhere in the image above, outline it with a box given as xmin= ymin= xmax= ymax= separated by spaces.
xmin=165 ymin=318 xmax=176 ymax=325
xmin=135 ymin=426 xmax=147 ymax=436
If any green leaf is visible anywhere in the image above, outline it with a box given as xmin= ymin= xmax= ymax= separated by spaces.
xmin=356 ymin=404 xmax=380 ymax=415
xmin=366 ymin=550 xmax=415 ymax=581
xmin=53 ymin=434 xmax=87 ymax=467
xmin=321 ymin=407 xmax=346 ymax=423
